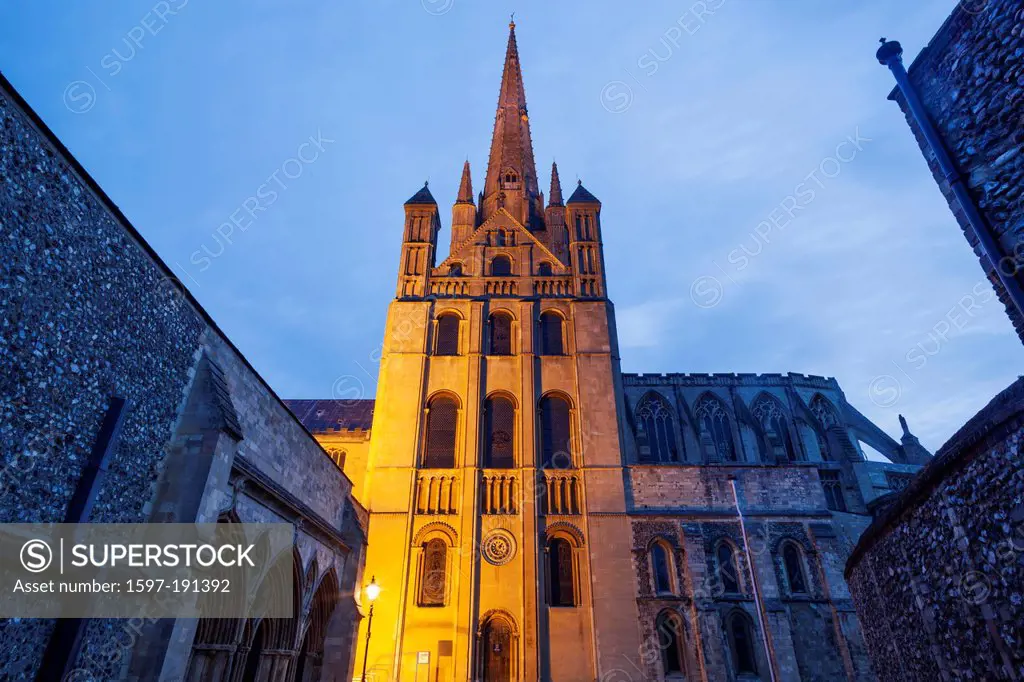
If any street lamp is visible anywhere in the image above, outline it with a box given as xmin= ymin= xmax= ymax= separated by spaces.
xmin=359 ymin=576 xmax=379 ymax=682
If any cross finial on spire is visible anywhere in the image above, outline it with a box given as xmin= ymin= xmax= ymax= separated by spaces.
xmin=481 ymin=14 xmax=539 ymax=221
xmin=510 ymin=12 xmax=515 ymax=29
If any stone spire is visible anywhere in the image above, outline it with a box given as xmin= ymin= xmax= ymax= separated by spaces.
xmin=898 ymin=414 xmax=933 ymax=465
xmin=451 ymin=162 xmax=478 ymax=248
xmin=549 ymin=161 xmax=563 ymax=206
xmin=481 ymin=19 xmax=542 ymax=227
xmin=456 ymin=160 xmax=474 ymax=204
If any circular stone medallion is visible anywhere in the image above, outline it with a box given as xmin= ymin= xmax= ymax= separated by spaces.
xmin=482 ymin=529 xmax=517 ymax=566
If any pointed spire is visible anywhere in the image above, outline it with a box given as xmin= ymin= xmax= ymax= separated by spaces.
xmin=548 ymin=161 xmax=563 ymax=206
xmin=482 ymin=20 xmax=540 ymax=222
xmin=456 ymin=160 xmax=474 ymax=204
xmin=897 ymin=414 xmax=933 ymax=465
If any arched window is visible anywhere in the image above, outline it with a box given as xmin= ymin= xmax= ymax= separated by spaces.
xmin=752 ymin=394 xmax=796 ymax=462
xmin=424 ymin=396 xmax=457 ymax=468
xmin=539 ymin=312 xmax=563 ymax=356
xmin=726 ymin=610 xmax=758 ymax=675
xmin=539 ymin=395 xmax=572 ymax=469
xmin=547 ymin=537 xmax=575 ymax=606
xmin=435 ymin=314 xmax=460 ymax=356
xmin=484 ymin=396 xmax=515 ymax=468
xmin=694 ymin=395 xmax=735 ymax=461
xmin=816 ymin=430 xmax=831 ymax=461
xmin=782 ymin=542 xmax=808 ymax=594
xmin=810 ymin=394 xmax=839 ymax=428
xmin=810 ymin=394 xmax=839 ymax=461
xmin=490 ymin=255 xmax=512 ymax=276
xmin=449 ymin=262 xmax=463 ymax=277
xmin=418 ymin=538 xmax=447 ymax=606
xmin=537 ymin=261 xmax=553 ymax=276
xmin=495 ymin=230 xmax=507 ymax=246
xmin=716 ymin=542 xmax=741 ymax=594
xmin=651 ymin=543 xmax=673 ymax=595
xmin=819 ymin=469 xmax=846 ymax=511
xmin=635 ymin=392 xmax=679 ymax=463
xmin=655 ymin=611 xmax=686 ymax=676
xmin=489 ymin=313 xmax=513 ymax=355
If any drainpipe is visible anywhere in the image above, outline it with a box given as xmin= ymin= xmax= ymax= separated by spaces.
xmin=728 ymin=476 xmax=777 ymax=682
xmin=876 ymin=38 xmax=1024 ymax=322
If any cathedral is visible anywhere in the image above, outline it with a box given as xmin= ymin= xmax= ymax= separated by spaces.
xmin=285 ymin=22 xmax=932 ymax=682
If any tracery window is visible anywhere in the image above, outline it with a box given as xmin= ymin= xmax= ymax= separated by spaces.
xmin=484 ymin=396 xmax=515 ymax=468
xmin=810 ymin=395 xmax=840 ymax=461
xmin=819 ymin=469 xmax=846 ymax=512
xmin=424 ymin=396 xmax=457 ymax=468
xmin=694 ymin=395 xmax=735 ymax=461
xmin=418 ymin=538 xmax=447 ymax=606
xmin=810 ymin=394 xmax=839 ymax=428
xmin=751 ymin=394 xmax=796 ymax=462
xmin=489 ymin=313 xmax=513 ymax=355
xmin=635 ymin=392 xmax=679 ymax=463
xmin=886 ymin=471 xmax=914 ymax=493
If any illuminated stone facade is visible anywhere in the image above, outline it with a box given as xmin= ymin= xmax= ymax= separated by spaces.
xmin=286 ymin=23 xmax=931 ymax=682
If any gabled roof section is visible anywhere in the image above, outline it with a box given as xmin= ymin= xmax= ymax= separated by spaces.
xmin=438 ymin=207 xmax=567 ymax=271
xmin=284 ymin=399 xmax=375 ymax=433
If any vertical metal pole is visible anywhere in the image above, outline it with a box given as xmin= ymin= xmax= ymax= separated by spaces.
xmin=729 ymin=477 xmax=777 ymax=682
xmin=360 ymin=602 xmax=375 ymax=682
xmin=877 ymin=38 xmax=1024 ymax=322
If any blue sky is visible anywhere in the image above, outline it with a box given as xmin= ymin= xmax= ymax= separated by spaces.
xmin=2 ymin=0 xmax=1020 ymax=454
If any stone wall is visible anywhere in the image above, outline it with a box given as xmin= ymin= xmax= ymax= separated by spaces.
xmin=0 ymin=74 xmax=365 ymax=681
xmin=890 ymin=0 xmax=1024 ymax=341
xmin=846 ymin=377 xmax=1024 ymax=680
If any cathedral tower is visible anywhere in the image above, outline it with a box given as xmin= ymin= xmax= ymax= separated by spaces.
xmin=356 ymin=20 xmax=640 ymax=682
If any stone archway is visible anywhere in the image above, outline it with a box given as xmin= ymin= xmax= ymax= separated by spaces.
xmin=476 ymin=611 xmax=519 ymax=682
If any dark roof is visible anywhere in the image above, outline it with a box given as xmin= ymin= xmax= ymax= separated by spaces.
xmin=845 ymin=376 xmax=1024 ymax=577
xmin=284 ymin=399 xmax=375 ymax=433
xmin=405 ymin=182 xmax=437 ymax=205
xmin=566 ymin=180 xmax=599 ymax=204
